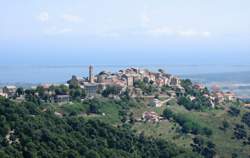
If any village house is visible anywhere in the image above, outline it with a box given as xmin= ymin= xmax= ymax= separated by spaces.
xmin=188 ymin=95 xmax=196 ymax=101
xmin=3 ymin=86 xmax=17 ymax=97
xmin=84 ymin=83 xmax=99 ymax=97
xmin=212 ymin=92 xmax=225 ymax=104
xmin=40 ymin=84 xmax=51 ymax=89
xmin=155 ymin=77 xmax=166 ymax=87
xmin=67 ymin=75 xmax=86 ymax=86
xmin=142 ymin=111 xmax=163 ymax=123
xmin=224 ymin=92 xmax=236 ymax=101
xmin=112 ymin=80 xmax=127 ymax=89
xmin=0 ymin=88 xmax=8 ymax=98
xmin=166 ymin=90 xmax=177 ymax=97
xmin=193 ymin=83 xmax=205 ymax=90
xmin=140 ymin=70 xmax=157 ymax=83
xmin=169 ymin=77 xmax=181 ymax=87
xmin=129 ymin=88 xmax=143 ymax=97
xmin=121 ymin=74 xmax=134 ymax=87
xmin=55 ymin=95 xmax=70 ymax=103
xmin=211 ymin=84 xmax=221 ymax=93
xmin=149 ymin=98 xmax=162 ymax=107
xmin=54 ymin=111 xmax=64 ymax=117
xmin=175 ymin=87 xmax=185 ymax=97
xmin=37 ymin=84 xmax=54 ymax=96
xmin=97 ymin=71 xmax=111 ymax=83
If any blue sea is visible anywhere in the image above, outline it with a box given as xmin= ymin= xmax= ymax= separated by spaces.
xmin=0 ymin=64 xmax=250 ymax=85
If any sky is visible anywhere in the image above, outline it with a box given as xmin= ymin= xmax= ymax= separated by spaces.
xmin=1 ymin=0 xmax=250 ymax=66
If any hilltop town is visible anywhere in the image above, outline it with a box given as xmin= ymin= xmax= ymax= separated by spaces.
xmin=0 ymin=66 xmax=237 ymax=107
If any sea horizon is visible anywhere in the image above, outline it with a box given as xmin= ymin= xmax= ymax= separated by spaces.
xmin=1 ymin=64 xmax=250 ymax=86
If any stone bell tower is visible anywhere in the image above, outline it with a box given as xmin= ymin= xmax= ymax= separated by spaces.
xmin=88 ymin=65 xmax=94 ymax=83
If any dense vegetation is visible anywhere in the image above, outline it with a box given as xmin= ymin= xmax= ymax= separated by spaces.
xmin=228 ymin=106 xmax=241 ymax=117
xmin=0 ymin=97 xmax=200 ymax=158
xmin=133 ymin=80 xmax=158 ymax=96
xmin=177 ymin=96 xmax=211 ymax=111
xmin=163 ymin=108 xmax=212 ymax=136
xmin=191 ymin=137 xmax=216 ymax=158
xmin=101 ymin=85 xmax=122 ymax=97
xmin=178 ymin=79 xmax=212 ymax=111
xmin=242 ymin=112 xmax=250 ymax=127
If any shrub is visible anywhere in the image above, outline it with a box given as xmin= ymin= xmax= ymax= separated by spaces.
xmin=242 ymin=112 xmax=250 ymax=127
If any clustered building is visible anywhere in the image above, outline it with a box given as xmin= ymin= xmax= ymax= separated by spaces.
xmin=192 ymin=83 xmax=237 ymax=108
xmin=0 ymin=65 xmax=238 ymax=107
xmin=67 ymin=66 xmax=183 ymax=98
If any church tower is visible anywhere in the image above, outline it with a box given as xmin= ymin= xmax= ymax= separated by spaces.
xmin=89 ymin=65 xmax=94 ymax=83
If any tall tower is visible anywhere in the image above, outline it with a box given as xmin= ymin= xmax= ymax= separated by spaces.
xmin=89 ymin=65 xmax=94 ymax=83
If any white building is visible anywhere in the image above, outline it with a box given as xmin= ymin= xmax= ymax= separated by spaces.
xmin=3 ymin=86 xmax=17 ymax=97
xmin=149 ymin=98 xmax=162 ymax=107
xmin=84 ymin=83 xmax=99 ymax=97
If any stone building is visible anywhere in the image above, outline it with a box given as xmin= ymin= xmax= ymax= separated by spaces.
xmin=84 ymin=83 xmax=99 ymax=97
xmin=149 ymin=98 xmax=162 ymax=107
xmin=121 ymin=74 xmax=134 ymax=87
xmin=3 ymin=86 xmax=17 ymax=97
xmin=55 ymin=95 xmax=70 ymax=103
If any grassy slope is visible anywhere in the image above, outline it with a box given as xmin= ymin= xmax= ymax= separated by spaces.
xmin=54 ymin=100 xmax=122 ymax=125
xmin=131 ymin=101 xmax=250 ymax=158
xmin=51 ymin=98 xmax=250 ymax=157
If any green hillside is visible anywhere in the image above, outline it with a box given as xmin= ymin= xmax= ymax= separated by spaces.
xmin=131 ymin=100 xmax=250 ymax=158
xmin=0 ymin=97 xmax=200 ymax=158
xmin=50 ymin=96 xmax=250 ymax=158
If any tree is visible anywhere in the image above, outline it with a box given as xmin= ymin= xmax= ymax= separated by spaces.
xmin=88 ymin=104 xmax=99 ymax=114
xmin=70 ymin=88 xmax=82 ymax=100
xmin=181 ymin=79 xmax=192 ymax=91
xmin=163 ymin=108 xmax=174 ymax=119
xmin=0 ymin=150 xmax=9 ymax=158
xmin=158 ymin=69 xmax=165 ymax=74
xmin=242 ymin=112 xmax=250 ymax=127
xmin=228 ymin=107 xmax=240 ymax=117
xmin=55 ymin=85 xmax=69 ymax=95
xmin=220 ymin=120 xmax=229 ymax=131
xmin=191 ymin=137 xmax=216 ymax=158
xmin=233 ymin=124 xmax=247 ymax=140
xmin=102 ymin=85 xmax=122 ymax=97
xmin=0 ymin=95 xmax=200 ymax=158
xmin=64 ymin=150 xmax=80 ymax=158
xmin=16 ymin=87 xmax=24 ymax=96
xmin=143 ymin=77 xmax=149 ymax=84
xmin=86 ymin=150 xmax=100 ymax=158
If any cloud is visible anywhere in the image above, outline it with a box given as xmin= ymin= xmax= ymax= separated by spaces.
xmin=62 ymin=14 xmax=82 ymax=23
xmin=139 ymin=10 xmax=211 ymax=38
xmin=177 ymin=30 xmax=211 ymax=37
xmin=146 ymin=27 xmax=211 ymax=38
xmin=58 ymin=28 xmax=73 ymax=34
xmin=142 ymin=14 xmax=151 ymax=25
xmin=44 ymin=26 xmax=73 ymax=35
xmin=177 ymin=30 xmax=198 ymax=37
xmin=201 ymin=31 xmax=212 ymax=37
xmin=147 ymin=27 xmax=174 ymax=36
xmin=37 ymin=11 xmax=49 ymax=23
xmin=95 ymin=31 xmax=120 ymax=39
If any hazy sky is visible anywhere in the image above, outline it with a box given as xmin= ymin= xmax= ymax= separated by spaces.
xmin=1 ymin=0 xmax=250 ymax=66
